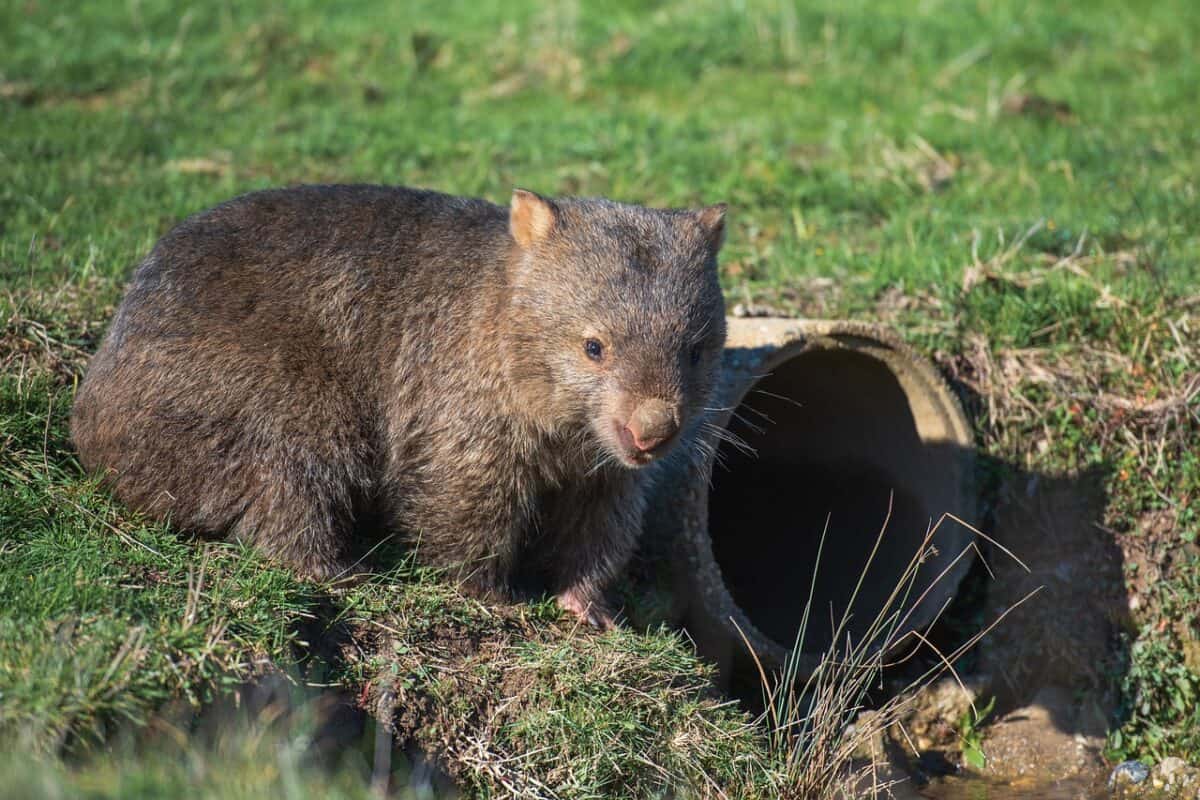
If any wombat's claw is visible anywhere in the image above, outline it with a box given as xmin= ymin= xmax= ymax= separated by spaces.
xmin=556 ymin=588 xmax=615 ymax=631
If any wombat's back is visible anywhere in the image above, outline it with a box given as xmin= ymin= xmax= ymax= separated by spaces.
xmin=71 ymin=185 xmax=508 ymax=577
xmin=92 ymin=185 xmax=505 ymax=356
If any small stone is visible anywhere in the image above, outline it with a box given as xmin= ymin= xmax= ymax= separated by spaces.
xmin=730 ymin=302 xmax=780 ymax=318
xmin=1156 ymin=757 xmax=1187 ymax=781
xmin=1108 ymin=760 xmax=1149 ymax=790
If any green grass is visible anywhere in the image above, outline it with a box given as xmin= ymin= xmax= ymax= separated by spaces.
xmin=0 ymin=688 xmax=404 ymax=800
xmin=1108 ymin=556 xmax=1200 ymax=764
xmin=3 ymin=0 xmax=1199 ymax=791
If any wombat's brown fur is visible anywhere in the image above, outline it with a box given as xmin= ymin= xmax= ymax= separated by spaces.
xmin=71 ymin=184 xmax=727 ymax=627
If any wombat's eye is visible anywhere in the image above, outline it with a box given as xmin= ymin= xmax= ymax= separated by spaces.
xmin=689 ymin=343 xmax=704 ymax=366
xmin=584 ymin=339 xmax=604 ymax=361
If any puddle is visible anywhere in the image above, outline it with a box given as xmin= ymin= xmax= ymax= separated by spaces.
xmin=919 ymin=775 xmax=1106 ymax=800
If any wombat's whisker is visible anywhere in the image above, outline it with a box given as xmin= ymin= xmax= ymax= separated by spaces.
xmin=700 ymin=405 xmax=765 ymax=434
xmin=728 ymin=410 xmax=766 ymax=435
xmin=701 ymin=422 xmax=756 ymax=457
xmin=737 ymin=400 xmax=776 ymax=425
xmin=751 ymin=388 xmax=805 ymax=410
xmin=691 ymin=437 xmax=728 ymax=480
xmin=586 ymin=452 xmax=617 ymax=476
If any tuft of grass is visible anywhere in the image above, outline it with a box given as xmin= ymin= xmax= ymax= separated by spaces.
xmin=0 ymin=682 xmax=424 ymax=800
xmin=956 ymin=695 xmax=995 ymax=771
xmin=749 ymin=506 xmax=1033 ymax=798
xmin=336 ymin=567 xmax=786 ymax=797
xmin=482 ymin=630 xmax=770 ymax=796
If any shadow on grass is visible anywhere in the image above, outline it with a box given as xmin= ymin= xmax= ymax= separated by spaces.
xmin=686 ymin=359 xmax=1129 ymax=780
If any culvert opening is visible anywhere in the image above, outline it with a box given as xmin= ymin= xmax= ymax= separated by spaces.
xmin=708 ymin=345 xmax=967 ymax=658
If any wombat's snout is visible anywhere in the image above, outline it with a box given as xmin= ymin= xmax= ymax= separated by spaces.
xmin=620 ymin=398 xmax=681 ymax=456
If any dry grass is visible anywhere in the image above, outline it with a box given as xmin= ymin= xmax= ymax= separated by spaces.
xmin=737 ymin=504 xmax=1036 ymax=799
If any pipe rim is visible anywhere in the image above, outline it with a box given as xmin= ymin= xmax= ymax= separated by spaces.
xmin=692 ymin=318 xmax=976 ymax=675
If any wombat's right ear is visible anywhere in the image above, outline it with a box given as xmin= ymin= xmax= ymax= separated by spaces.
xmin=694 ymin=203 xmax=727 ymax=253
xmin=510 ymin=188 xmax=558 ymax=248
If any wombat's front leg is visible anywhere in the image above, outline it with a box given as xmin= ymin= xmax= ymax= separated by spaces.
xmin=543 ymin=472 xmax=647 ymax=630
xmin=397 ymin=462 xmax=536 ymax=603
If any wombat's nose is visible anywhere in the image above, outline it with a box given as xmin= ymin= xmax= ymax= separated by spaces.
xmin=626 ymin=399 xmax=680 ymax=453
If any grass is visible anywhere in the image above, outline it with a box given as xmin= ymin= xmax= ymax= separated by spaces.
xmin=2 ymin=0 xmax=1199 ymax=792
xmin=1108 ymin=555 xmax=1200 ymax=764
xmin=752 ymin=505 xmax=1032 ymax=796
xmin=0 ymin=681 xmax=407 ymax=800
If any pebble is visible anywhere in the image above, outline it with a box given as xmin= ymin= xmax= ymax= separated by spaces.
xmin=730 ymin=302 xmax=780 ymax=318
xmin=1108 ymin=761 xmax=1149 ymax=790
xmin=1157 ymin=757 xmax=1187 ymax=780
xmin=1110 ymin=757 xmax=1200 ymax=799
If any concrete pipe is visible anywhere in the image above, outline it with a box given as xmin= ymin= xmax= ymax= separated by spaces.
xmin=643 ymin=317 xmax=977 ymax=684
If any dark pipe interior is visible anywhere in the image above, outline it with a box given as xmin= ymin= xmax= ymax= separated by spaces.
xmin=708 ymin=348 xmax=937 ymax=656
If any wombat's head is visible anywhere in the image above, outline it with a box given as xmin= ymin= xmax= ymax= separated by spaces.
xmin=505 ymin=189 xmax=727 ymax=470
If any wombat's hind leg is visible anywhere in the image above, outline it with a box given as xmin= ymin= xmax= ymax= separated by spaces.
xmin=230 ymin=463 xmax=358 ymax=583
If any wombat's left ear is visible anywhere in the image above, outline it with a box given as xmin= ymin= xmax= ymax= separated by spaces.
xmin=694 ymin=203 xmax=727 ymax=252
xmin=510 ymin=188 xmax=559 ymax=249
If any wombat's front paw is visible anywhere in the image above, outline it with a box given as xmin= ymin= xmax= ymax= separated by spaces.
xmin=556 ymin=586 xmax=615 ymax=631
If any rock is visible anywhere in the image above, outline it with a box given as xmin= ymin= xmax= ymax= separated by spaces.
xmin=1108 ymin=760 xmax=1149 ymax=790
xmin=1148 ymin=756 xmax=1200 ymax=795
xmin=1109 ymin=756 xmax=1200 ymax=799
xmin=730 ymin=302 xmax=781 ymax=318
xmin=897 ymin=677 xmax=981 ymax=753
xmin=1155 ymin=757 xmax=1187 ymax=780
xmin=848 ymin=709 xmax=889 ymax=763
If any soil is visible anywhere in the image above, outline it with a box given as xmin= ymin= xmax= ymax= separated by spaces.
xmin=980 ymin=687 xmax=1106 ymax=785
xmin=977 ymin=469 xmax=1127 ymax=716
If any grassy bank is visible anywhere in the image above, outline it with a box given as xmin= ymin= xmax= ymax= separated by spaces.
xmin=3 ymin=0 xmax=1199 ymax=793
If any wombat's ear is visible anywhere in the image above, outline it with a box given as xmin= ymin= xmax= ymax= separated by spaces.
xmin=510 ymin=188 xmax=558 ymax=248
xmin=694 ymin=203 xmax=727 ymax=253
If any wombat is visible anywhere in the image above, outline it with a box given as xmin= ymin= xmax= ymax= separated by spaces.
xmin=71 ymin=184 xmax=728 ymax=627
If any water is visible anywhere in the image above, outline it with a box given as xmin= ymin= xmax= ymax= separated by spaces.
xmin=919 ymin=775 xmax=1106 ymax=800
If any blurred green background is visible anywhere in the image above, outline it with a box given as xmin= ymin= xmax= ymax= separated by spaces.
xmin=4 ymin=0 xmax=1197 ymax=302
